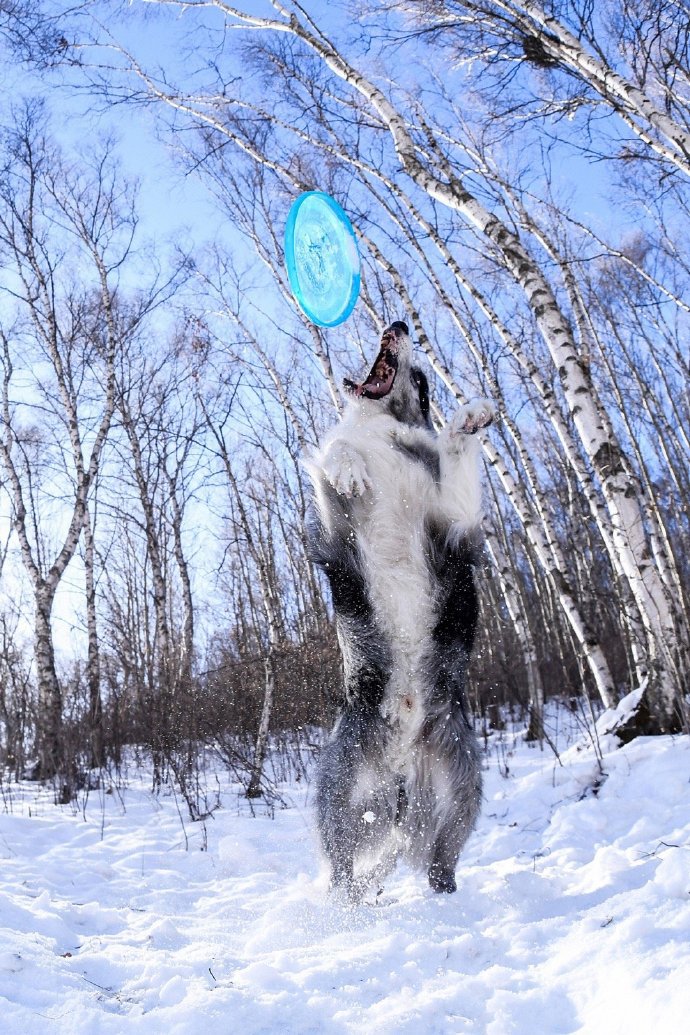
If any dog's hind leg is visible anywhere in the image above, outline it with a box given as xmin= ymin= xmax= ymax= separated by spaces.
xmin=351 ymin=778 xmax=406 ymax=896
xmin=316 ymin=715 xmax=362 ymax=891
xmin=421 ymin=532 xmax=483 ymax=894
xmin=428 ymin=838 xmax=463 ymax=894
xmin=316 ymin=706 xmax=395 ymax=898
xmin=428 ymin=800 xmax=481 ymax=892
xmin=416 ymin=712 xmax=482 ymax=894
xmin=309 ymin=506 xmax=399 ymax=897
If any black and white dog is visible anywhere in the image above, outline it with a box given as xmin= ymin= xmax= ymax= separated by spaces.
xmin=307 ymin=321 xmax=495 ymax=899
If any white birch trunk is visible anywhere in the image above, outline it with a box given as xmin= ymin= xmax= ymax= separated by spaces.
xmin=246 ymin=638 xmax=277 ymax=799
xmin=167 ymin=474 xmax=195 ymax=691
xmin=83 ymin=500 xmax=105 ymax=769
xmin=485 ymin=534 xmax=544 ymax=737
xmin=33 ymin=590 xmax=63 ymax=780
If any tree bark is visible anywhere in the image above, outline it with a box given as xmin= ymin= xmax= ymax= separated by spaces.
xmin=33 ymin=591 xmax=63 ymax=782
xmin=83 ymin=500 xmax=105 ymax=770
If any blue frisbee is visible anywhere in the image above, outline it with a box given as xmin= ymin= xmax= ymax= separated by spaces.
xmin=284 ymin=191 xmax=361 ymax=327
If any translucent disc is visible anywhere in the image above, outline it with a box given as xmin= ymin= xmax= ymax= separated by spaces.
xmin=284 ymin=191 xmax=361 ymax=327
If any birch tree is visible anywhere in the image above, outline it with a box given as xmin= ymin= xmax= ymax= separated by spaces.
xmin=0 ymin=111 xmax=132 ymax=785
xmin=82 ymin=496 xmax=104 ymax=767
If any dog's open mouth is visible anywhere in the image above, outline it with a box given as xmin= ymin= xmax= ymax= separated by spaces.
xmin=344 ymin=328 xmax=400 ymax=399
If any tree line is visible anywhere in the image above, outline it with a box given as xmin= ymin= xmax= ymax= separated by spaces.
xmin=0 ymin=0 xmax=688 ymax=803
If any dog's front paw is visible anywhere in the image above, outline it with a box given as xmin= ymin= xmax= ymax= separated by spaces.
xmin=450 ymin=398 xmax=496 ymax=437
xmin=323 ymin=448 xmax=371 ymax=498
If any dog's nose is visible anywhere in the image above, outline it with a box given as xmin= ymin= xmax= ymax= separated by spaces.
xmin=390 ymin=321 xmax=409 ymax=336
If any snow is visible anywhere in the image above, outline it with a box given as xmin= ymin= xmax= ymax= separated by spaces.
xmin=1 ymin=714 xmax=689 ymax=1034
xmin=592 ymin=683 xmax=648 ymax=743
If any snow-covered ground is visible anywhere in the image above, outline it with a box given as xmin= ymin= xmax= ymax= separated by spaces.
xmin=1 ymin=711 xmax=689 ymax=1034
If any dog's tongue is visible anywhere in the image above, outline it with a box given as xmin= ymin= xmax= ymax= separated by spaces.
xmin=344 ymin=329 xmax=399 ymax=399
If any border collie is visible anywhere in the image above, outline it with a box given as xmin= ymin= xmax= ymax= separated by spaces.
xmin=307 ymin=321 xmax=495 ymax=900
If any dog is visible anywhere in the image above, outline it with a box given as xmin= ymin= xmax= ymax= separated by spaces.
xmin=306 ymin=321 xmax=495 ymax=900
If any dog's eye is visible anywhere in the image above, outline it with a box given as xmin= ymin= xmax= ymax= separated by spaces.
xmin=411 ymin=368 xmax=430 ymax=421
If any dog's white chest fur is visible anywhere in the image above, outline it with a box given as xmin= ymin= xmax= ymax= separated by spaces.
xmin=351 ymin=422 xmax=438 ymax=748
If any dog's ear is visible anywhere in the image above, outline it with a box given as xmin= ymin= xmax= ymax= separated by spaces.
xmin=411 ymin=367 xmax=430 ymax=422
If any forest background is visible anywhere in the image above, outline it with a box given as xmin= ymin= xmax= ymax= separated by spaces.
xmin=0 ymin=0 xmax=688 ymax=807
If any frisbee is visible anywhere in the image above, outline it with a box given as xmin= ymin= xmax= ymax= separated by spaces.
xmin=284 ymin=191 xmax=361 ymax=327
